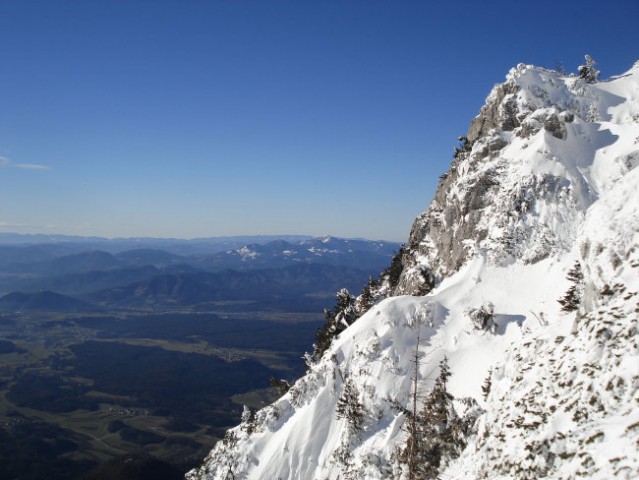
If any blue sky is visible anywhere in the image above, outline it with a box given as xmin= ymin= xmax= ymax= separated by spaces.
xmin=0 ymin=1 xmax=637 ymax=241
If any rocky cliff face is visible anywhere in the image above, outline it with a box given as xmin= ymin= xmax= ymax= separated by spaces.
xmin=188 ymin=61 xmax=639 ymax=480
xmin=395 ymin=63 xmax=621 ymax=296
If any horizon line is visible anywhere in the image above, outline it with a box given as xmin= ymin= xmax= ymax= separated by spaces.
xmin=0 ymin=231 xmax=402 ymax=244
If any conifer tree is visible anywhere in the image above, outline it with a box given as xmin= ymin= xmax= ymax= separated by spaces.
xmin=482 ymin=368 xmax=493 ymax=401
xmin=334 ymin=288 xmax=358 ymax=328
xmin=578 ymin=54 xmax=600 ymax=83
xmin=416 ymin=357 xmax=454 ymax=478
xmin=240 ymin=405 xmax=255 ymax=435
xmin=400 ymin=328 xmax=422 ymax=480
xmin=386 ymin=245 xmax=406 ymax=291
xmin=357 ymin=276 xmax=379 ymax=315
xmin=558 ymin=261 xmax=584 ymax=312
xmin=400 ymin=356 xmax=466 ymax=479
xmin=269 ymin=376 xmax=290 ymax=397
xmin=453 ymin=135 xmax=472 ymax=159
xmin=336 ymin=377 xmax=365 ymax=435
xmin=312 ymin=289 xmax=358 ymax=362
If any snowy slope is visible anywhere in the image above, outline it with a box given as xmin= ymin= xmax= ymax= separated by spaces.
xmin=188 ymin=61 xmax=639 ymax=480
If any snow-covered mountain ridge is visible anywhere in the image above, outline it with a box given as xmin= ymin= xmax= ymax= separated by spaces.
xmin=188 ymin=60 xmax=639 ymax=479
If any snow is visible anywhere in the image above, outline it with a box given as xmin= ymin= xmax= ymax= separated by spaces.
xmin=236 ymin=246 xmax=259 ymax=260
xmin=188 ymin=62 xmax=639 ymax=480
xmin=307 ymin=246 xmax=341 ymax=255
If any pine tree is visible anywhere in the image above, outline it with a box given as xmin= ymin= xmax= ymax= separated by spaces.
xmin=357 ymin=276 xmax=379 ymax=315
xmin=336 ymin=377 xmax=365 ymax=435
xmin=334 ymin=288 xmax=358 ymax=328
xmin=453 ymin=135 xmax=472 ymax=159
xmin=269 ymin=376 xmax=290 ymax=397
xmin=240 ymin=405 xmax=255 ymax=435
xmin=416 ymin=357 xmax=454 ymax=478
xmin=482 ymin=368 xmax=493 ymax=401
xmin=385 ymin=245 xmax=406 ymax=291
xmin=416 ymin=267 xmax=436 ymax=296
xmin=578 ymin=54 xmax=600 ymax=83
xmin=414 ymin=357 xmax=467 ymax=479
xmin=217 ymin=430 xmax=240 ymax=480
xmin=400 ymin=328 xmax=422 ymax=480
xmin=312 ymin=289 xmax=358 ymax=362
xmin=558 ymin=261 xmax=584 ymax=312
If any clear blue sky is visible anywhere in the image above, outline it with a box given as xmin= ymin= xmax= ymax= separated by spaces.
xmin=1 ymin=0 xmax=637 ymax=241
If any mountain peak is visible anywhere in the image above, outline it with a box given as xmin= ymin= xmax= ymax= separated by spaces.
xmin=187 ymin=61 xmax=639 ymax=480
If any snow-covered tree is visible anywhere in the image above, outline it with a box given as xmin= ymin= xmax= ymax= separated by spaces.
xmin=453 ymin=135 xmax=473 ymax=159
xmin=385 ymin=245 xmax=406 ymax=291
xmin=482 ymin=368 xmax=493 ymax=401
xmin=417 ymin=357 xmax=456 ymax=478
xmin=467 ymin=302 xmax=496 ymax=332
xmin=268 ymin=376 xmax=290 ymax=397
xmin=336 ymin=377 xmax=365 ymax=435
xmin=356 ymin=276 xmax=379 ymax=315
xmin=401 ymin=329 xmax=423 ymax=480
xmin=400 ymin=357 xmax=467 ymax=480
xmin=312 ymin=288 xmax=358 ymax=362
xmin=240 ymin=405 xmax=255 ymax=435
xmin=558 ymin=261 xmax=584 ymax=312
xmin=578 ymin=54 xmax=599 ymax=83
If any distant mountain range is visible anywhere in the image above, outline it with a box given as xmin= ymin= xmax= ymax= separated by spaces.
xmin=0 ymin=290 xmax=93 ymax=312
xmin=89 ymin=264 xmax=374 ymax=308
xmin=0 ymin=235 xmax=400 ymax=311
xmin=0 ymin=233 xmax=314 ymax=255
xmin=188 ymin=236 xmax=398 ymax=271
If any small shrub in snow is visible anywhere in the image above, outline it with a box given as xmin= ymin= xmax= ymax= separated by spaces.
xmin=268 ymin=376 xmax=290 ymax=397
xmin=586 ymin=103 xmax=599 ymax=123
xmin=416 ymin=267 xmax=436 ymax=296
xmin=453 ymin=135 xmax=473 ymax=159
xmin=466 ymin=303 xmax=496 ymax=332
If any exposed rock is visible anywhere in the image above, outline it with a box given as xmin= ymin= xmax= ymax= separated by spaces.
xmin=394 ymin=66 xmax=598 ymax=296
xmin=468 ymin=81 xmax=519 ymax=142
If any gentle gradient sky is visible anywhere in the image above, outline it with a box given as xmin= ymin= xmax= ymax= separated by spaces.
xmin=1 ymin=1 xmax=637 ymax=241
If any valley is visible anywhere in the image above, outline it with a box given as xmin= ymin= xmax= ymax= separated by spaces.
xmin=0 ymin=235 xmax=397 ymax=479
xmin=0 ymin=305 xmax=322 ymax=478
